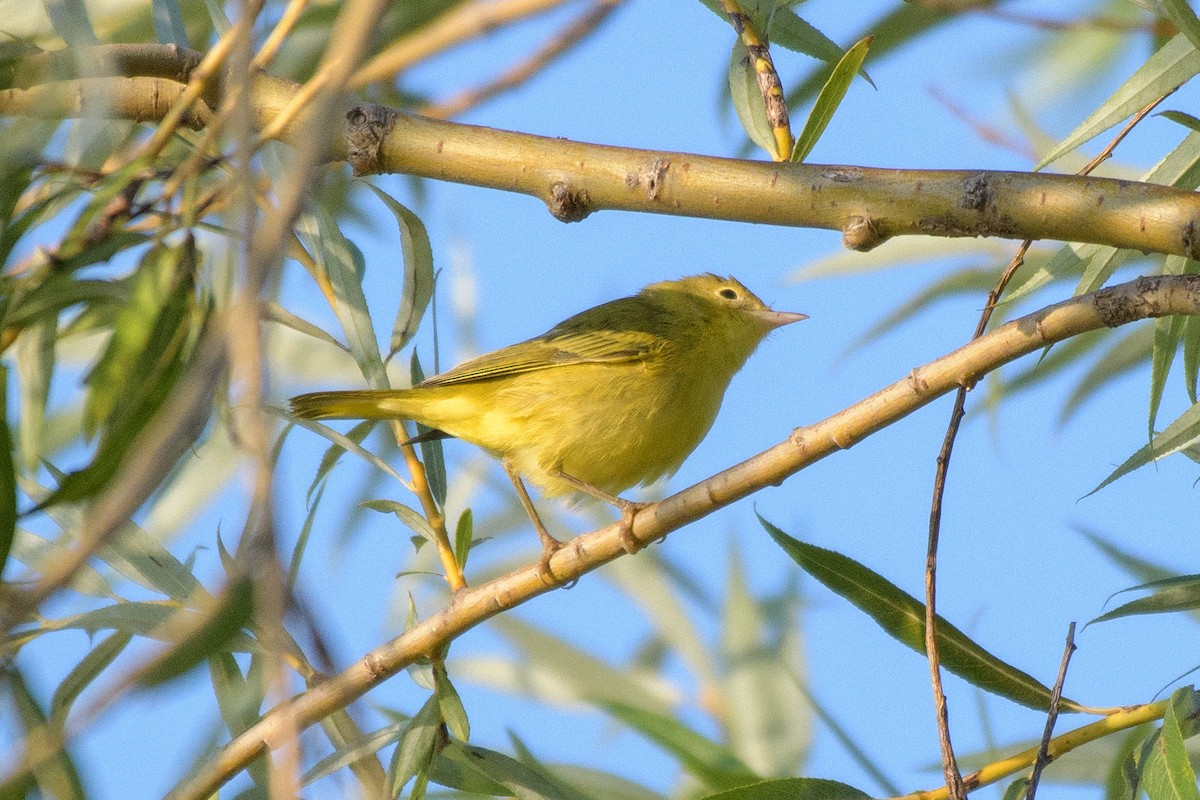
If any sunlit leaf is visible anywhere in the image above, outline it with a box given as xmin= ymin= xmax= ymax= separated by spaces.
xmin=759 ymin=516 xmax=1083 ymax=712
xmin=453 ymin=508 xmax=472 ymax=570
xmin=791 ymin=36 xmax=872 ymax=163
xmin=697 ymin=777 xmax=871 ymax=800
xmin=729 ymin=40 xmax=776 ymax=158
xmin=434 ymin=740 xmax=582 ymax=800
xmin=1037 ymin=33 xmax=1200 ymax=170
xmin=1089 ymin=400 xmax=1200 ymax=494
xmin=433 ymin=662 xmax=469 ymax=741
xmin=1140 ymin=688 xmax=1200 ymax=800
xmin=1089 ymin=573 xmax=1200 ymax=625
xmin=361 ymin=498 xmax=436 ymax=544
xmin=769 ymin=10 xmax=846 ymax=65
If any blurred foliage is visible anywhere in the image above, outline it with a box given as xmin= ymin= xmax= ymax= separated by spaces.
xmin=0 ymin=1 xmax=1199 ymax=799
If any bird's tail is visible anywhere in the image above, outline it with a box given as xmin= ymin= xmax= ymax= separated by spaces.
xmin=289 ymin=389 xmax=416 ymax=421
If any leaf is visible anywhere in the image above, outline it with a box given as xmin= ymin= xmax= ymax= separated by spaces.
xmin=697 ymin=777 xmax=871 ymax=800
xmin=410 ymin=352 xmax=446 ymax=506
xmin=433 ymin=662 xmax=470 ymax=742
xmin=453 ymin=508 xmax=472 ymax=570
xmin=1088 ymin=574 xmax=1200 ymax=625
xmin=151 ymin=0 xmax=190 ymax=47
xmin=274 ymin=410 xmax=407 ymax=489
xmin=295 ymin=205 xmax=388 ymax=390
xmin=1141 ymin=688 xmax=1200 ymax=800
xmin=303 ymin=721 xmax=407 ymax=786
xmin=1036 ymin=32 xmax=1200 ymax=170
xmin=768 ymin=10 xmax=846 ymax=65
xmin=101 ymin=522 xmax=208 ymax=605
xmin=139 ymin=577 xmax=255 ymax=686
xmin=5 ymin=664 xmax=87 ymax=800
xmin=790 ymin=36 xmax=872 ymax=163
xmin=360 ymin=183 xmax=435 ymax=359
xmin=758 ymin=516 xmax=1083 ymax=712
xmin=361 ymin=498 xmax=436 ymax=543
xmin=1089 ymin=400 xmax=1200 ymax=494
xmin=433 ymin=740 xmax=587 ymax=800
xmin=43 ymin=0 xmax=98 ymax=45
xmin=728 ymin=40 xmax=776 ymax=158
xmin=261 ymin=301 xmax=349 ymax=352
xmin=605 ymin=702 xmax=760 ymax=791
xmin=49 ymin=631 xmax=133 ymax=716
xmin=0 ymin=364 xmax=14 ymax=579
xmin=1162 ymin=0 xmax=1200 ymax=55
xmin=1150 ymin=300 xmax=1187 ymax=434
xmin=387 ymin=694 xmax=440 ymax=799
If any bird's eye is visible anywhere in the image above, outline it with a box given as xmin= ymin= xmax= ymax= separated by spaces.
xmin=718 ymin=288 xmax=739 ymax=300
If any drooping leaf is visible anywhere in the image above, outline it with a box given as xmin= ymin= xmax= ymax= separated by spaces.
xmin=361 ymin=498 xmax=436 ymax=544
xmin=433 ymin=661 xmax=469 ymax=741
xmin=728 ymin=40 xmax=776 ymax=158
xmin=387 ymin=694 xmax=440 ymax=799
xmin=1089 ymin=400 xmax=1200 ymax=494
xmin=759 ymin=516 xmax=1083 ymax=712
xmin=697 ymin=777 xmax=871 ymax=800
xmin=1088 ymin=574 xmax=1200 ymax=625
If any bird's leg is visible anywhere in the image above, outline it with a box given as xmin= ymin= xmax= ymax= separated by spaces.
xmin=550 ymin=469 xmax=645 ymax=555
xmin=503 ymin=459 xmax=563 ymax=585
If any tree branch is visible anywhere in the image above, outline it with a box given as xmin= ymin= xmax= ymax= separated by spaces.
xmin=162 ymin=273 xmax=1200 ymax=800
xmin=4 ymin=44 xmax=1200 ymax=256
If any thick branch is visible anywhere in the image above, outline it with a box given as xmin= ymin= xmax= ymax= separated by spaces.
xmin=4 ymin=44 xmax=1200 ymax=256
xmin=163 ymin=274 xmax=1200 ymax=800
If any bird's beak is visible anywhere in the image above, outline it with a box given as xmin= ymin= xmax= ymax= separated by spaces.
xmin=758 ymin=310 xmax=808 ymax=329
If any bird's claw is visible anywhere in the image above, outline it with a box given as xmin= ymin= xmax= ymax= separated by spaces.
xmin=616 ymin=499 xmax=647 ymax=555
xmin=536 ymin=537 xmax=566 ymax=587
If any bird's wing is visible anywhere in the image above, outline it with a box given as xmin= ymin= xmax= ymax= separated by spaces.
xmin=417 ymin=328 xmax=666 ymax=388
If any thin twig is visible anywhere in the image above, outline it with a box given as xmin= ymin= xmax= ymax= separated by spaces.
xmin=422 ymin=0 xmax=620 ymax=119
xmin=921 ymin=88 xmax=1174 ymax=799
xmin=720 ymin=0 xmax=793 ymax=161
xmin=1026 ymin=622 xmax=1077 ymax=800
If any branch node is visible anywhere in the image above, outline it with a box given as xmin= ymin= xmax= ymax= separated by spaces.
xmin=843 ymin=215 xmax=887 ymax=251
xmin=344 ymin=103 xmax=397 ymax=176
xmin=547 ymin=181 xmax=592 ymax=222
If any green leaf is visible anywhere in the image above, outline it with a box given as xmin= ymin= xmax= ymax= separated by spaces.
xmin=758 ymin=516 xmax=1083 ymax=712
xmin=791 ymin=36 xmax=872 ymax=163
xmin=1037 ymin=33 xmax=1200 ymax=170
xmin=433 ymin=740 xmax=587 ymax=800
xmin=50 ymin=631 xmax=133 ymax=716
xmin=209 ymin=653 xmax=270 ymax=791
xmin=605 ymin=702 xmax=760 ymax=791
xmin=1150 ymin=300 xmax=1187 ymax=434
xmin=1058 ymin=326 xmax=1153 ymax=423
xmin=1141 ymin=688 xmax=1200 ymax=800
xmin=697 ymin=777 xmax=871 ymax=800
xmin=101 ymin=522 xmax=208 ymax=605
xmin=1163 ymin=0 xmax=1200 ymax=56
xmin=453 ymin=508 xmax=472 ymax=570
xmin=276 ymin=411 xmax=407 ymax=488
xmin=1160 ymin=109 xmax=1200 ymax=132
xmin=728 ymin=40 xmax=776 ymax=158
xmin=261 ymin=302 xmax=349 ymax=352
xmin=361 ymin=498 xmax=436 ymax=544
xmin=387 ymin=694 xmax=440 ymax=799
xmin=5 ymin=664 xmax=87 ymax=800
xmin=0 ymin=364 xmax=14 ymax=579
xmin=360 ymin=183 xmax=435 ymax=359
xmin=433 ymin=662 xmax=469 ymax=742
xmin=43 ymin=0 xmax=98 ymax=45
xmin=768 ymin=10 xmax=845 ymax=64
xmin=301 ymin=417 xmax=377 ymax=504
xmin=151 ymin=0 xmax=189 ymax=46
xmin=295 ymin=206 xmax=388 ymax=390
xmin=1089 ymin=400 xmax=1200 ymax=494
xmin=1088 ymin=574 xmax=1200 ymax=625
xmin=139 ymin=577 xmax=255 ymax=686
xmin=303 ymin=721 xmax=407 ymax=786
xmin=410 ymin=352 xmax=446 ymax=506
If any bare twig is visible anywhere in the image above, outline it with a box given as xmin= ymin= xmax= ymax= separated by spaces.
xmin=1026 ymin=623 xmax=1077 ymax=800
xmin=721 ymin=0 xmax=793 ymax=160
xmin=920 ymin=90 xmax=1172 ymax=798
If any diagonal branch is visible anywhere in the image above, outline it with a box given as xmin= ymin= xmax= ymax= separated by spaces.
xmin=161 ymin=273 xmax=1200 ymax=800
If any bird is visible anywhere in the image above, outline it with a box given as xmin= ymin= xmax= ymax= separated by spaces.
xmin=290 ymin=273 xmax=806 ymax=580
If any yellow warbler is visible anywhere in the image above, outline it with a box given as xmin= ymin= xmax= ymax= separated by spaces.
xmin=290 ymin=274 xmax=805 ymax=574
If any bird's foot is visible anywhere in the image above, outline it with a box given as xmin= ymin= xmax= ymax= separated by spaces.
xmin=614 ymin=498 xmax=648 ymax=556
xmin=536 ymin=533 xmax=564 ymax=587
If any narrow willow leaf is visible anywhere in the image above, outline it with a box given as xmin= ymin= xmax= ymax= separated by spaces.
xmin=0 ymin=364 xmax=14 ymax=578
xmin=6 ymin=665 xmax=87 ymax=800
xmin=273 ymin=410 xmax=406 ymax=488
xmin=302 ymin=417 xmax=377 ymax=504
xmin=388 ymin=694 xmax=440 ymax=799
xmin=453 ymin=508 xmax=472 ymax=570
xmin=1160 ymin=110 xmax=1200 ymax=132
xmin=433 ymin=741 xmax=583 ymax=800
xmin=101 ymin=522 xmax=208 ymax=605
xmin=1089 ymin=574 xmax=1200 ymax=625
xmin=261 ymin=302 xmax=349 ymax=352
xmin=791 ymin=36 xmax=872 ymax=163
xmin=289 ymin=478 xmax=325 ymax=586
xmin=16 ymin=315 xmax=54 ymax=474
xmin=360 ymin=183 xmax=435 ymax=359
xmin=769 ymin=10 xmax=846 ymax=64
xmin=1141 ymin=688 xmax=1200 ymax=800
xmin=759 ymin=516 xmax=1082 ymax=712
xmin=697 ymin=777 xmax=871 ymax=800
xmin=361 ymin=498 xmax=436 ymax=544
xmin=433 ymin=662 xmax=470 ymax=741
xmin=728 ymin=40 xmax=776 ymax=158
xmin=1150 ymin=303 xmax=1186 ymax=434
xmin=1163 ymin=0 xmax=1200 ymax=55
xmin=208 ymin=652 xmax=262 ymax=738
xmin=0 ymin=276 xmax=125 ymax=333
xmin=1089 ymin=400 xmax=1200 ymax=494
xmin=1037 ymin=33 xmax=1200 ymax=170
xmin=139 ymin=578 xmax=255 ymax=686
xmin=49 ymin=631 xmax=132 ymax=715
xmin=303 ymin=721 xmax=407 ymax=786
xmin=1059 ymin=326 xmax=1153 ymax=423
xmin=410 ymin=353 xmax=446 ymax=506
xmin=151 ymin=0 xmax=189 ymax=46
xmin=43 ymin=0 xmax=98 ymax=45
xmin=1000 ymin=777 xmax=1032 ymax=800
xmin=1077 ymin=527 xmax=1174 ymax=584
xmin=295 ymin=207 xmax=387 ymax=390
xmin=1185 ymin=315 xmax=1200 ymax=403
xmin=605 ymin=702 xmax=760 ymax=791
